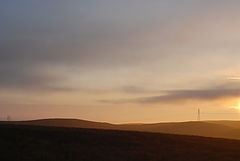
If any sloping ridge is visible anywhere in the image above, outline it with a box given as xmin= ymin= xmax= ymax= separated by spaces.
xmin=8 ymin=118 xmax=116 ymax=129
xmin=207 ymin=120 xmax=240 ymax=128
xmin=3 ymin=118 xmax=240 ymax=140
xmin=117 ymin=121 xmax=232 ymax=138
xmin=2 ymin=124 xmax=240 ymax=161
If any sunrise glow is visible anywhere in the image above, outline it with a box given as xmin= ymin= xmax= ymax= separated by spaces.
xmin=1 ymin=1 xmax=240 ymax=123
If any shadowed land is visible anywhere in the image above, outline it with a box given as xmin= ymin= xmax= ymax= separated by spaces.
xmin=2 ymin=124 xmax=240 ymax=161
xmin=3 ymin=118 xmax=240 ymax=140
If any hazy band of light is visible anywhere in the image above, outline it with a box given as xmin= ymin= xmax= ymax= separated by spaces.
xmin=227 ymin=77 xmax=240 ymax=80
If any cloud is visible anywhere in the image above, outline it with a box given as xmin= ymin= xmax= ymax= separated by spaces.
xmin=1 ymin=0 xmax=240 ymax=92
xmin=139 ymin=89 xmax=240 ymax=103
xmin=120 ymin=86 xmax=162 ymax=94
xmin=100 ymin=88 xmax=240 ymax=104
xmin=0 ymin=63 xmax=78 ymax=92
xmin=0 ymin=1 xmax=170 ymax=91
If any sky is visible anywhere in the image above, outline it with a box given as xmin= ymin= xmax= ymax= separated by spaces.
xmin=1 ymin=0 xmax=240 ymax=123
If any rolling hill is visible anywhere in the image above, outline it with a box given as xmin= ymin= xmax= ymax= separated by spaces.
xmin=1 ymin=124 xmax=240 ymax=161
xmin=2 ymin=118 xmax=240 ymax=140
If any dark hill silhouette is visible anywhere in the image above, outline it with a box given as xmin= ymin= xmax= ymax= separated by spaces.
xmin=1 ymin=124 xmax=240 ymax=161
xmin=2 ymin=118 xmax=240 ymax=139
xmin=11 ymin=118 xmax=115 ymax=129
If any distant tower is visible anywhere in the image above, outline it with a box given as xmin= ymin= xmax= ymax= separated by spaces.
xmin=197 ymin=108 xmax=200 ymax=121
xmin=7 ymin=115 xmax=11 ymax=121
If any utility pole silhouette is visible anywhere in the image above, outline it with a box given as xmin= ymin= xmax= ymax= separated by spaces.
xmin=7 ymin=115 xmax=11 ymax=121
xmin=197 ymin=108 xmax=200 ymax=121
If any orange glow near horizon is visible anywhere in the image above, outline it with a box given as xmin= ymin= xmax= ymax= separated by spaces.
xmin=2 ymin=1 xmax=240 ymax=122
xmin=233 ymin=100 xmax=240 ymax=111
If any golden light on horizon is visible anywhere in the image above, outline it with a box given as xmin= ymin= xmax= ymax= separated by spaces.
xmin=2 ymin=1 xmax=240 ymax=122
xmin=228 ymin=76 xmax=240 ymax=80
xmin=232 ymin=100 xmax=240 ymax=111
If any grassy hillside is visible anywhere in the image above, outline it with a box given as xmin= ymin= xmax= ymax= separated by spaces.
xmin=1 ymin=124 xmax=240 ymax=161
xmin=117 ymin=121 xmax=233 ymax=138
xmin=207 ymin=120 xmax=240 ymax=129
xmin=4 ymin=118 xmax=240 ymax=140
xmin=8 ymin=118 xmax=115 ymax=129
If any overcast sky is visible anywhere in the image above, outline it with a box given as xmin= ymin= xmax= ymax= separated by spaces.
xmin=1 ymin=0 xmax=240 ymax=123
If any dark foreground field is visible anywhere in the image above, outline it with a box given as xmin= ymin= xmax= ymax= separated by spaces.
xmin=1 ymin=125 xmax=240 ymax=161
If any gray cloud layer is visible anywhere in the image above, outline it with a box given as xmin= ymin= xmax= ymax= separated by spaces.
xmin=0 ymin=1 xmax=170 ymax=90
xmin=139 ymin=89 xmax=240 ymax=103
xmin=101 ymin=87 xmax=240 ymax=104
xmin=1 ymin=0 xmax=240 ymax=91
